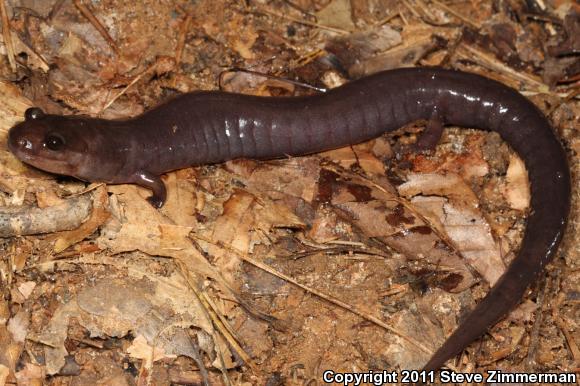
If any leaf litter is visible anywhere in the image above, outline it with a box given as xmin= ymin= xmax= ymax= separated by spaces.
xmin=0 ymin=0 xmax=578 ymax=385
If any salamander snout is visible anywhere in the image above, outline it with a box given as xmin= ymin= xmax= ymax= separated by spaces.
xmin=7 ymin=108 xmax=89 ymax=177
xmin=7 ymin=132 xmax=33 ymax=154
xmin=8 ymin=108 xmax=52 ymax=160
xmin=7 ymin=121 xmax=34 ymax=158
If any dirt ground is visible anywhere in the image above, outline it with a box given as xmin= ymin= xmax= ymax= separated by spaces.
xmin=0 ymin=0 xmax=578 ymax=385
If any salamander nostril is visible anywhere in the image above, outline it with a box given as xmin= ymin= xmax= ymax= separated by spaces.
xmin=17 ymin=138 xmax=32 ymax=150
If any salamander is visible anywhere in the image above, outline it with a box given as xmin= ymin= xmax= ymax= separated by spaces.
xmin=7 ymin=67 xmax=571 ymax=372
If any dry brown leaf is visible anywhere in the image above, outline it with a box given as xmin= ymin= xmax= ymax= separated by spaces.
xmin=7 ymin=311 xmax=28 ymax=344
xmin=14 ymin=363 xmax=45 ymax=386
xmin=0 ymin=81 xmax=32 ymax=144
xmin=317 ymin=167 xmax=475 ymax=291
xmin=398 ymin=173 xmax=505 ymax=285
xmin=202 ymin=189 xmax=305 ymax=283
xmin=127 ymin=335 xmax=171 ymax=367
xmin=385 ymin=308 xmax=444 ymax=369
xmin=508 ymin=299 xmax=538 ymax=323
xmin=0 ymin=365 xmax=8 ymax=386
xmin=77 ymin=275 xmax=217 ymax=356
xmin=35 ymin=190 xmax=65 ymax=208
xmin=326 ymin=25 xmax=402 ymax=77
xmin=28 ymin=301 xmax=75 ymax=374
xmin=344 ymin=24 xmax=456 ymax=76
xmin=0 ymin=148 xmax=63 ymax=206
xmin=501 ymin=154 xmax=530 ymax=211
xmin=320 ymin=142 xmax=386 ymax=175
xmin=16 ymin=281 xmax=36 ymax=299
xmin=161 ymin=171 xmax=199 ymax=226
xmin=225 ymin=158 xmax=320 ymax=203
xmin=32 ymin=275 xmax=217 ymax=375
xmin=227 ymin=14 xmax=258 ymax=59
xmin=95 ymin=372 xmax=131 ymax=386
xmin=52 ymin=186 xmax=110 ymax=253
xmin=315 ymin=0 xmax=355 ymax=31
xmin=99 ymin=186 xmax=223 ymax=283
xmin=0 ymin=325 xmax=20 ymax=375
xmin=412 ymin=133 xmax=490 ymax=180
xmin=483 ymin=325 xmax=526 ymax=365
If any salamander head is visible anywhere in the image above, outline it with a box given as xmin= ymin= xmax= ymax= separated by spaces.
xmin=8 ymin=108 xmax=91 ymax=179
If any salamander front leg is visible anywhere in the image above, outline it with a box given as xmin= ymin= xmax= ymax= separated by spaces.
xmin=130 ymin=171 xmax=167 ymax=208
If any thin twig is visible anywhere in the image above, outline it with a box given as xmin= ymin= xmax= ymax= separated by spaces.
xmin=99 ymin=61 xmax=159 ymax=113
xmin=190 ymin=233 xmax=457 ymax=370
xmin=457 ymin=44 xmax=549 ymax=92
xmin=524 ymin=275 xmax=548 ymax=369
xmin=550 ymin=271 xmax=580 ymax=366
xmin=0 ymin=0 xmax=16 ymax=71
xmin=219 ymin=67 xmax=327 ymax=93
xmin=402 ymin=0 xmax=422 ymax=19
xmin=174 ymin=258 xmax=252 ymax=384
xmin=171 ymin=14 xmax=192 ymax=89
xmin=175 ymin=259 xmax=255 ymax=371
xmin=256 ymin=7 xmax=350 ymax=34
xmin=431 ymin=0 xmax=481 ymax=30
xmin=73 ymin=0 xmax=120 ymax=56
xmin=374 ymin=10 xmax=401 ymax=27
xmin=48 ymin=0 xmax=66 ymax=21
xmin=174 ymin=14 xmax=192 ymax=70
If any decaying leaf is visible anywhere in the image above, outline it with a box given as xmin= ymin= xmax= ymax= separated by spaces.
xmin=501 ymin=154 xmax=530 ymax=211
xmin=14 ymin=364 xmax=45 ymax=386
xmin=315 ymin=0 xmax=355 ymax=31
xmin=29 ymin=275 xmax=218 ymax=375
xmin=1 ymin=0 xmax=576 ymax=383
xmin=127 ymin=335 xmax=171 ymax=367
xmin=51 ymin=186 xmax=110 ymax=253
xmin=16 ymin=281 xmax=36 ymax=300
xmin=7 ymin=311 xmax=29 ymax=344
xmin=398 ymin=173 xmax=505 ymax=286
xmin=0 ymin=365 xmax=9 ymax=386
xmin=0 ymin=81 xmax=32 ymax=143
xmin=98 ymin=186 xmax=223 ymax=283
xmin=315 ymin=166 xmax=476 ymax=292
xmin=326 ymin=24 xmax=402 ymax=77
xmin=160 ymin=170 xmax=199 ymax=226
xmin=199 ymin=188 xmax=305 ymax=283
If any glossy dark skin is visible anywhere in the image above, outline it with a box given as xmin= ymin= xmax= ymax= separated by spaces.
xmin=7 ymin=68 xmax=570 ymax=372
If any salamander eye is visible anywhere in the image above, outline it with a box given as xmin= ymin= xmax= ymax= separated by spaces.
xmin=25 ymin=107 xmax=45 ymax=120
xmin=44 ymin=133 xmax=66 ymax=151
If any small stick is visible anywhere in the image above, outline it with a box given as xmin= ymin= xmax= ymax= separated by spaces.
xmin=172 ymin=14 xmax=192 ymax=88
xmin=191 ymin=233 xmax=455 ymax=369
xmin=431 ymin=0 xmax=481 ymax=30
xmin=402 ymin=0 xmax=422 ymax=19
xmin=458 ymin=44 xmax=548 ymax=91
xmin=219 ymin=67 xmax=327 ymax=93
xmin=99 ymin=60 xmax=162 ymax=113
xmin=256 ymin=7 xmax=350 ymax=34
xmin=0 ymin=0 xmax=16 ymax=71
xmin=48 ymin=0 xmax=66 ymax=21
xmin=174 ymin=14 xmax=192 ymax=70
xmin=72 ymin=0 xmax=120 ymax=56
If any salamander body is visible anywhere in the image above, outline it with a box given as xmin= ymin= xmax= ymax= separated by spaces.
xmin=7 ymin=67 xmax=570 ymax=372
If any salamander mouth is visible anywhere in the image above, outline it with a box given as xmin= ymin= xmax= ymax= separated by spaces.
xmin=14 ymin=152 xmax=74 ymax=174
xmin=8 ymin=135 xmax=76 ymax=175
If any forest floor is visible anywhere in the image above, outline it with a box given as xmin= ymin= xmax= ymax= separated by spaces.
xmin=0 ymin=0 xmax=578 ymax=385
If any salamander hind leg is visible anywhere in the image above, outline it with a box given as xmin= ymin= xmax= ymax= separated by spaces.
xmin=130 ymin=170 xmax=167 ymax=208
xmin=415 ymin=112 xmax=445 ymax=152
